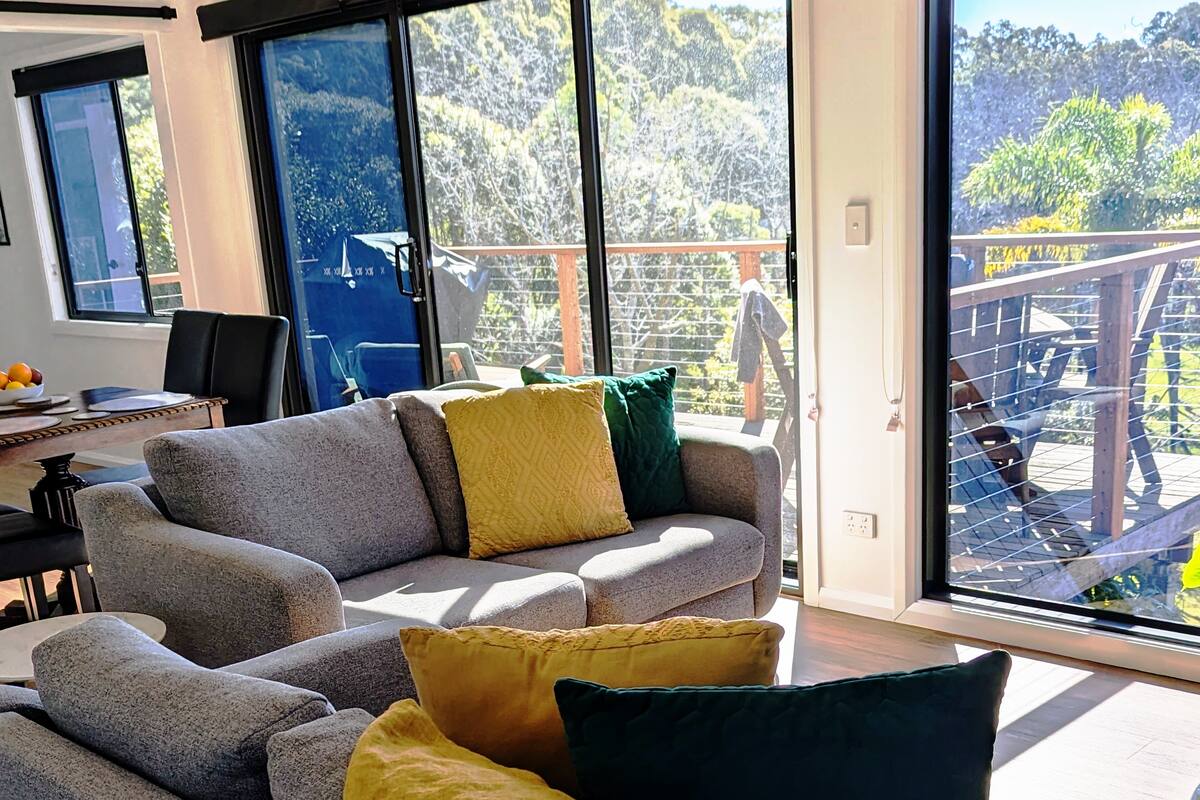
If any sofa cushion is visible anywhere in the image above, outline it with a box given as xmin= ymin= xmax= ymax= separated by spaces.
xmin=520 ymin=365 xmax=688 ymax=519
xmin=553 ymin=651 xmax=1013 ymax=800
xmin=267 ymin=709 xmax=374 ymax=800
xmin=344 ymin=700 xmax=571 ymax=800
xmin=338 ymin=554 xmax=587 ymax=630
xmin=391 ymin=390 xmax=476 ymax=554
xmin=494 ymin=514 xmax=764 ymax=624
xmin=442 ymin=382 xmax=632 ymax=559
xmin=144 ymin=398 xmax=440 ymax=580
xmin=0 ymin=713 xmax=180 ymax=800
xmin=399 ymin=618 xmax=782 ymax=794
xmin=32 ymin=617 xmax=333 ymax=800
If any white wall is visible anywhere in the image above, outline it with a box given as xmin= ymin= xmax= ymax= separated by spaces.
xmin=797 ymin=0 xmax=921 ymax=617
xmin=0 ymin=3 xmax=266 ymax=462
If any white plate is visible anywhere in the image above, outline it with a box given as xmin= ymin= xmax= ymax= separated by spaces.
xmin=0 ymin=383 xmax=44 ymax=405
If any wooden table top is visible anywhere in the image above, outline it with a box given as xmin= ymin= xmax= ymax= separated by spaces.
xmin=0 ymin=387 xmax=226 ymax=466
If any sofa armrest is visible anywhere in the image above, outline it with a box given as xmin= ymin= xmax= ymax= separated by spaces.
xmin=223 ymin=618 xmax=437 ymax=716
xmin=267 ymin=709 xmax=375 ymax=800
xmin=75 ymin=483 xmax=345 ymax=668
xmin=0 ymin=713 xmax=180 ymax=799
xmin=677 ymin=425 xmax=782 ymax=615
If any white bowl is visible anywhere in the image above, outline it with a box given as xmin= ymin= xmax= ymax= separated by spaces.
xmin=0 ymin=383 xmax=45 ymax=405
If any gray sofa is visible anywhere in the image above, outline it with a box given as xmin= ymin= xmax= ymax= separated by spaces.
xmin=0 ymin=615 xmax=424 ymax=800
xmin=75 ymin=393 xmax=782 ymax=667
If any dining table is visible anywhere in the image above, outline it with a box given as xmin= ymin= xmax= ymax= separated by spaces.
xmin=0 ymin=386 xmax=226 ymax=527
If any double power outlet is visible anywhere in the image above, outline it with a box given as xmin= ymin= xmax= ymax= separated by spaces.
xmin=842 ymin=510 xmax=877 ymax=539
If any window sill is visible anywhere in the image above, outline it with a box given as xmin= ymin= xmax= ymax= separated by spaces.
xmin=898 ymin=597 xmax=1200 ymax=683
xmin=49 ymin=318 xmax=170 ymax=341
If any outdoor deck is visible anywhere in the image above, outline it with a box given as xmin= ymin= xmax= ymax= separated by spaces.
xmin=947 ymin=231 xmax=1200 ymax=615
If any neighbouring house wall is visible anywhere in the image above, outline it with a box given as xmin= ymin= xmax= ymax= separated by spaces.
xmin=0 ymin=2 xmax=267 ymax=463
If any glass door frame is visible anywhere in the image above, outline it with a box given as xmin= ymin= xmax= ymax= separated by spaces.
xmin=920 ymin=0 xmax=1200 ymax=642
xmin=234 ymin=2 xmax=445 ymax=414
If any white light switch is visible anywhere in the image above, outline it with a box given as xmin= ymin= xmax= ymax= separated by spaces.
xmin=845 ymin=203 xmax=869 ymax=246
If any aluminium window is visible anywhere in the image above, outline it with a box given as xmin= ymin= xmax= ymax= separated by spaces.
xmin=15 ymin=47 xmax=183 ymax=321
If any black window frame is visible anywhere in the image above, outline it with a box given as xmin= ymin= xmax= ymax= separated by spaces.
xmin=18 ymin=47 xmax=168 ymax=323
xmin=921 ymin=0 xmax=1200 ymax=643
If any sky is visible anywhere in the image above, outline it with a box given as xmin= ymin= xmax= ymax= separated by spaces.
xmin=955 ymin=0 xmax=1192 ymax=41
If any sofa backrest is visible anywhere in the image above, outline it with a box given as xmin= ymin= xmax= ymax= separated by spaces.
xmin=33 ymin=617 xmax=334 ymax=800
xmin=390 ymin=390 xmax=475 ymax=554
xmin=144 ymin=398 xmax=442 ymax=580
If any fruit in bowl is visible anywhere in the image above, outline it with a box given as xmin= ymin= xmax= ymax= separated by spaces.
xmin=0 ymin=362 xmax=45 ymax=404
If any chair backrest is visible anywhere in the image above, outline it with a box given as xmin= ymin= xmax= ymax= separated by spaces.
xmin=209 ymin=314 xmax=290 ymax=427
xmin=163 ymin=310 xmax=222 ymax=396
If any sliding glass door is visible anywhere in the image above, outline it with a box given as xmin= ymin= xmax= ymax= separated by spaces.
xmin=245 ymin=15 xmax=436 ymax=410
xmin=409 ymin=0 xmax=594 ymax=379
xmin=590 ymin=0 xmax=797 ymax=566
xmin=927 ymin=0 xmax=1200 ymax=633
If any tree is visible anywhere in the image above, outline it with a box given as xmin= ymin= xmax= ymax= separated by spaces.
xmin=963 ymin=93 xmax=1200 ymax=232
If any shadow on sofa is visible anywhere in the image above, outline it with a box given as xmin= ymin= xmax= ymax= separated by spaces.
xmin=75 ymin=394 xmax=782 ymax=668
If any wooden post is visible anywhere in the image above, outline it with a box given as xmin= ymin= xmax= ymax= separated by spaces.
xmin=555 ymin=252 xmax=585 ymax=375
xmin=739 ymin=250 xmax=764 ymax=423
xmin=1092 ymin=270 xmax=1134 ymax=539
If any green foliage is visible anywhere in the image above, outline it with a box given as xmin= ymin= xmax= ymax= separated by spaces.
xmin=963 ymin=93 xmax=1181 ymax=231
xmin=117 ymin=76 xmax=180 ymax=310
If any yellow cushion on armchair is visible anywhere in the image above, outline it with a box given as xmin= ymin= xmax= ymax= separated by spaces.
xmin=343 ymin=700 xmax=571 ymax=800
xmin=399 ymin=617 xmax=783 ymax=794
xmin=441 ymin=380 xmax=632 ymax=559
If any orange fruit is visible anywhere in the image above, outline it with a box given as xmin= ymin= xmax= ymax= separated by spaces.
xmin=0 ymin=370 xmax=7 ymax=390
xmin=5 ymin=381 xmax=25 ymax=390
xmin=7 ymin=363 xmax=32 ymax=385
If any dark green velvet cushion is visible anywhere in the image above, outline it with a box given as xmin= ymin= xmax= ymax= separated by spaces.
xmin=554 ymin=650 xmax=1012 ymax=800
xmin=520 ymin=365 xmax=687 ymax=519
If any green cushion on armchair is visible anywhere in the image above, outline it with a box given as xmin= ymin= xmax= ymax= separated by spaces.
xmin=520 ymin=365 xmax=687 ymax=519
xmin=554 ymin=650 xmax=1012 ymax=800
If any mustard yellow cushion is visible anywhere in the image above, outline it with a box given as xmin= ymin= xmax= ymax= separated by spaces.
xmin=399 ymin=617 xmax=783 ymax=793
xmin=343 ymin=699 xmax=571 ymax=800
xmin=441 ymin=381 xmax=632 ymax=559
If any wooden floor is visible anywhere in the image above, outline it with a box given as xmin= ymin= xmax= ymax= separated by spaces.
xmin=776 ymin=597 xmax=1200 ymax=800
xmin=951 ymin=439 xmax=1200 ymax=608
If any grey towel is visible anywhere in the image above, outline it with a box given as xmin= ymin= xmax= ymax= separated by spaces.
xmin=731 ymin=279 xmax=788 ymax=383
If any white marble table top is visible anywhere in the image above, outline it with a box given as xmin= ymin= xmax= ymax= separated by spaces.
xmin=0 ymin=612 xmax=166 ymax=683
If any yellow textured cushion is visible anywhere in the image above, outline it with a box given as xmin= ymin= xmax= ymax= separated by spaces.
xmin=441 ymin=381 xmax=632 ymax=559
xmin=343 ymin=700 xmax=571 ymax=800
xmin=399 ymin=617 xmax=783 ymax=793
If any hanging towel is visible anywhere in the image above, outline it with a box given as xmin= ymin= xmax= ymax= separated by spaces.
xmin=731 ymin=279 xmax=788 ymax=384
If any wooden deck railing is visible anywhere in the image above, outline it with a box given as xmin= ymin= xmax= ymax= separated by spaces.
xmin=450 ymin=240 xmax=788 ymax=421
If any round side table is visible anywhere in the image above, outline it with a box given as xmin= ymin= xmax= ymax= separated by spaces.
xmin=0 ymin=612 xmax=166 ymax=684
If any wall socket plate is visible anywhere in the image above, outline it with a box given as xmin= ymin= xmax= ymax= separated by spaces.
xmin=843 ymin=510 xmax=876 ymax=539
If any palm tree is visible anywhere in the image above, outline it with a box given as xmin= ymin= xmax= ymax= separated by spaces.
xmin=964 ymin=93 xmax=1200 ymax=232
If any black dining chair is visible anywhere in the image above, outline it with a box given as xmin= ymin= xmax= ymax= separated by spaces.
xmin=0 ymin=504 xmax=93 ymax=623
xmin=208 ymin=313 xmax=290 ymax=427
xmin=81 ymin=311 xmax=290 ymax=486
